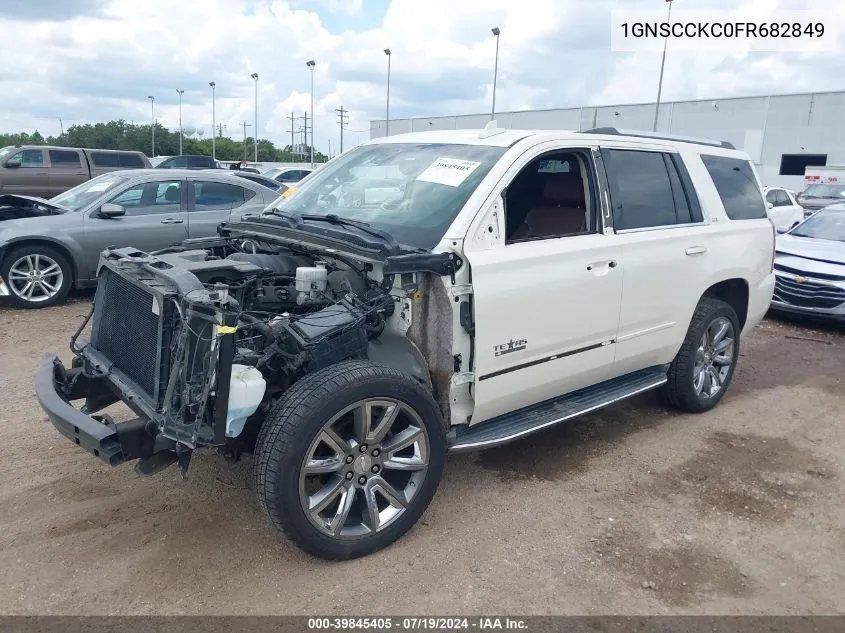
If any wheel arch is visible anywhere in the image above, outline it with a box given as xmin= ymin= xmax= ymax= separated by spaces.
xmin=1 ymin=237 xmax=80 ymax=286
xmin=702 ymin=278 xmax=749 ymax=330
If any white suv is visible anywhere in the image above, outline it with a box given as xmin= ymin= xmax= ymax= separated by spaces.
xmin=38 ymin=125 xmax=776 ymax=560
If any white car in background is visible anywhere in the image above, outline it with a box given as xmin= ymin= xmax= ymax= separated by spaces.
xmin=763 ymin=186 xmax=805 ymax=232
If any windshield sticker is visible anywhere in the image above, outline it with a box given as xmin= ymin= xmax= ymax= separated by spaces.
xmin=282 ymin=186 xmax=299 ymax=199
xmin=415 ymin=157 xmax=481 ymax=187
xmin=87 ymin=180 xmax=116 ymax=192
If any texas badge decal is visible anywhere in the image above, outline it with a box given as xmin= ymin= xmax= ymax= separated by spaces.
xmin=494 ymin=338 xmax=528 ymax=357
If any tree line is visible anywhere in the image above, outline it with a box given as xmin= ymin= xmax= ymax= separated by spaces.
xmin=0 ymin=120 xmax=328 ymax=163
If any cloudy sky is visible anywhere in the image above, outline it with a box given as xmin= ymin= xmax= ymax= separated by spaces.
xmin=0 ymin=0 xmax=842 ymax=155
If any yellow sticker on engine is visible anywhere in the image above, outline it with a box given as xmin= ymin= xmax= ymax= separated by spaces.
xmin=216 ymin=325 xmax=238 ymax=335
xmin=413 ymin=289 xmax=424 ymax=304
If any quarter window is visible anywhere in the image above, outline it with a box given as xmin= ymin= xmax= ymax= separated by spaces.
xmin=91 ymin=152 xmax=120 ymax=168
xmin=701 ymin=155 xmax=767 ymax=220
xmin=119 ymin=153 xmax=145 ymax=168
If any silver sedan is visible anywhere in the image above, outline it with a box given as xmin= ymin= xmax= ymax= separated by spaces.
xmin=0 ymin=169 xmax=279 ymax=308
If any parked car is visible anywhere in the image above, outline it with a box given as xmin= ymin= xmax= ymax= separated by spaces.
xmin=207 ymin=169 xmax=289 ymax=193
xmin=770 ymin=207 xmax=845 ymax=323
xmin=262 ymin=166 xmax=313 ymax=183
xmin=156 ymin=155 xmax=220 ymax=170
xmin=0 ymin=145 xmax=151 ymax=198
xmin=0 ymin=169 xmax=279 ymax=308
xmin=36 ymin=126 xmax=775 ymax=560
xmin=795 ymin=183 xmax=845 ymax=217
xmin=763 ymin=185 xmax=804 ymax=232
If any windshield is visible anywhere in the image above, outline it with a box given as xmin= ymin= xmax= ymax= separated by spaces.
xmin=265 ymin=142 xmax=507 ymax=249
xmin=790 ymin=209 xmax=845 ymax=242
xmin=801 ymin=184 xmax=845 ymax=198
xmin=50 ymin=173 xmax=128 ymax=210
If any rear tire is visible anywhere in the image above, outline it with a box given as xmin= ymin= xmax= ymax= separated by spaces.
xmin=254 ymin=360 xmax=446 ymax=560
xmin=663 ymin=297 xmax=740 ymax=413
xmin=1 ymin=244 xmax=73 ymax=308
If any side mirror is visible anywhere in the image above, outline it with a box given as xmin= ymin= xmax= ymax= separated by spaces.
xmin=766 ymin=201 xmax=774 ymax=210
xmin=98 ymin=203 xmax=126 ymax=218
xmin=776 ymin=226 xmax=790 ymax=234
xmin=5 ymin=160 xmax=20 ymax=169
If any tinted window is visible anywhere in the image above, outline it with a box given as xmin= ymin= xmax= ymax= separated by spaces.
xmin=765 ymin=189 xmax=779 ymax=205
xmin=92 ymin=152 xmax=120 ymax=168
xmin=119 ymin=153 xmax=145 ymax=168
xmin=9 ymin=149 xmax=44 ymax=167
xmin=49 ymin=149 xmax=82 ymax=167
xmin=775 ymin=190 xmax=791 ymax=206
xmin=665 ymin=154 xmax=693 ymax=224
xmin=234 ymin=173 xmax=282 ymax=191
xmin=193 ymin=181 xmax=248 ymax=210
xmin=604 ymin=149 xmax=678 ymax=230
xmin=701 ymin=155 xmax=767 ymax=220
xmin=160 ymin=156 xmax=189 ymax=168
xmin=109 ymin=180 xmax=182 ymax=215
xmin=188 ymin=155 xmax=214 ymax=168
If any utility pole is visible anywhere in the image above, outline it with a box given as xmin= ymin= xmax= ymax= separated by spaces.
xmin=286 ymin=113 xmax=296 ymax=161
xmin=328 ymin=138 xmax=332 ymax=158
xmin=241 ymin=121 xmax=252 ymax=161
xmin=653 ymin=0 xmax=674 ymax=131
xmin=58 ymin=118 xmax=64 ymax=136
xmin=300 ymin=112 xmax=309 ymax=159
xmin=335 ymin=106 xmax=348 ymax=153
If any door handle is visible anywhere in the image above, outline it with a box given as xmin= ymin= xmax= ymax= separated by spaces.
xmin=685 ymin=246 xmax=707 ymax=256
xmin=587 ymin=259 xmax=618 ymax=271
xmin=160 ymin=217 xmax=183 ymax=224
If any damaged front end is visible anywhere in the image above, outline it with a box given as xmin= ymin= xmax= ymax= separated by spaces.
xmin=37 ymin=232 xmax=462 ymax=477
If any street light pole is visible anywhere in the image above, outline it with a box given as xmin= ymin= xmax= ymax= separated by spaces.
xmin=384 ymin=48 xmax=391 ymax=137
xmin=176 ymin=89 xmax=184 ymax=155
xmin=147 ymin=95 xmax=155 ymax=157
xmin=491 ymin=27 xmax=501 ymax=121
xmin=653 ymin=0 xmax=673 ymax=132
xmin=306 ymin=60 xmax=316 ymax=168
xmin=250 ymin=73 xmax=259 ymax=163
xmin=209 ymin=81 xmax=216 ymax=161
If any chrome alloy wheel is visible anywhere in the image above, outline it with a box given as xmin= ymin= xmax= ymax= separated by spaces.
xmin=7 ymin=253 xmax=64 ymax=303
xmin=693 ymin=316 xmax=735 ymax=399
xmin=299 ymin=398 xmax=430 ymax=539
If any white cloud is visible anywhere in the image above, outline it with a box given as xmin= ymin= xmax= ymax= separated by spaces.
xmin=0 ymin=0 xmax=842 ymax=155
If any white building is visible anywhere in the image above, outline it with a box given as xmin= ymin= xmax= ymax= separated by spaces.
xmin=370 ymin=89 xmax=845 ymax=190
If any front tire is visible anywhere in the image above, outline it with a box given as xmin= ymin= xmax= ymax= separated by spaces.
xmin=254 ymin=360 xmax=446 ymax=560
xmin=663 ymin=297 xmax=740 ymax=413
xmin=1 ymin=244 xmax=73 ymax=308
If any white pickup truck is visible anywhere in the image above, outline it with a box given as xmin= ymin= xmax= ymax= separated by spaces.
xmin=37 ymin=125 xmax=776 ymax=560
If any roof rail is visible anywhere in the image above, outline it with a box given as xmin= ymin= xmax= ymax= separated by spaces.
xmin=583 ymin=127 xmax=736 ymax=150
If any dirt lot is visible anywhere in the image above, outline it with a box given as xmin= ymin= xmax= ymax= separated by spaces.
xmin=0 ymin=295 xmax=844 ymax=615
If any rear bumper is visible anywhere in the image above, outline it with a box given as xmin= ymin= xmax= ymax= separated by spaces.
xmin=35 ymin=353 xmax=153 ymax=466
xmin=745 ymin=272 xmax=776 ymax=333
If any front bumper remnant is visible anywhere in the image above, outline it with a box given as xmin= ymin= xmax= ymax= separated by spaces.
xmin=35 ymin=353 xmax=153 ymax=466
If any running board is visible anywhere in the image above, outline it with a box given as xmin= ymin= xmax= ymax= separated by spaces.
xmin=448 ymin=366 xmax=669 ymax=453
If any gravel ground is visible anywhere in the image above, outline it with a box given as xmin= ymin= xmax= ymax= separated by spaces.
xmin=0 ymin=295 xmax=844 ymax=615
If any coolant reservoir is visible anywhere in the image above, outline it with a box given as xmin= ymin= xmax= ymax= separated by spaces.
xmin=296 ymin=263 xmax=328 ymax=304
xmin=226 ymin=364 xmax=266 ymax=438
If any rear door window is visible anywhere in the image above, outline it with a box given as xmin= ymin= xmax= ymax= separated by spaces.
xmin=109 ymin=180 xmax=183 ymax=215
xmin=192 ymin=181 xmax=253 ymax=210
xmin=700 ymin=155 xmax=767 ymax=220
xmin=49 ymin=149 xmax=82 ymax=168
xmin=188 ymin=156 xmax=214 ymax=168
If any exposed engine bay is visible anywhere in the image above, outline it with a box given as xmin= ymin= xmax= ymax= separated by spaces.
xmin=65 ymin=226 xmax=461 ymax=475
